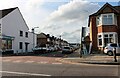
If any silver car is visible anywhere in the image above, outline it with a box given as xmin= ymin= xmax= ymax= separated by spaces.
xmin=62 ymin=46 xmax=73 ymax=54
xmin=104 ymin=43 xmax=120 ymax=56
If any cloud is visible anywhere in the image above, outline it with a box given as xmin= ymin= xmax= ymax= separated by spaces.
xmin=42 ymin=0 xmax=99 ymax=43
xmin=0 ymin=0 xmax=100 ymax=43
xmin=48 ymin=0 xmax=98 ymax=23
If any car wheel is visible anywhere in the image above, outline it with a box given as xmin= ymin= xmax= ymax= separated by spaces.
xmin=107 ymin=51 xmax=113 ymax=56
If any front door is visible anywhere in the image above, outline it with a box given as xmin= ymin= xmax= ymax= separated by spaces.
xmin=25 ymin=43 xmax=29 ymax=52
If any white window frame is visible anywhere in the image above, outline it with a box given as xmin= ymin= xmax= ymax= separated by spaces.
xmin=98 ymin=34 xmax=102 ymax=47
xmin=96 ymin=13 xmax=117 ymax=26
xmin=97 ymin=32 xmax=118 ymax=47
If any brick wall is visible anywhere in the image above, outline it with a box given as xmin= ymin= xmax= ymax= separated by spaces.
xmin=37 ymin=38 xmax=47 ymax=47
xmin=89 ymin=16 xmax=98 ymax=51
xmin=117 ymin=15 xmax=120 ymax=43
xmin=98 ymin=25 xmax=118 ymax=33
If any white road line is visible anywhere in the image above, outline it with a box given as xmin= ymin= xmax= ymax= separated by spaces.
xmin=38 ymin=61 xmax=48 ymax=64
xmin=3 ymin=60 xmax=11 ymax=62
xmin=25 ymin=61 xmax=34 ymax=63
xmin=52 ymin=63 xmax=62 ymax=65
xmin=13 ymin=60 xmax=22 ymax=63
xmin=0 ymin=71 xmax=51 ymax=76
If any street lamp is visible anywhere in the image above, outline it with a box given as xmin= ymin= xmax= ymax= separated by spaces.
xmin=59 ymin=35 xmax=61 ymax=48
xmin=32 ymin=27 xmax=39 ymax=48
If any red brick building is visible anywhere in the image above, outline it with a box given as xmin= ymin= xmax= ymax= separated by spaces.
xmin=88 ymin=3 xmax=120 ymax=51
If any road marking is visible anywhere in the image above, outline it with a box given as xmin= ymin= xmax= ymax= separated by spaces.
xmin=38 ymin=61 xmax=48 ymax=64
xmin=25 ymin=61 xmax=34 ymax=63
xmin=52 ymin=63 xmax=62 ymax=65
xmin=0 ymin=71 xmax=51 ymax=76
xmin=13 ymin=60 xmax=22 ymax=63
xmin=3 ymin=60 xmax=11 ymax=62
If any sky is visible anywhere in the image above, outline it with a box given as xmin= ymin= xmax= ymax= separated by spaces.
xmin=0 ymin=0 xmax=119 ymax=43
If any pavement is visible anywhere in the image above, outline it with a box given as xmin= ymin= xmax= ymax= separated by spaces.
xmin=56 ymin=49 xmax=120 ymax=65
xmin=2 ymin=49 xmax=120 ymax=65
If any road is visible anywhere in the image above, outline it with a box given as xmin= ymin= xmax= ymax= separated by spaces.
xmin=1 ymin=59 xmax=119 ymax=77
xmin=1 ymin=51 xmax=120 ymax=77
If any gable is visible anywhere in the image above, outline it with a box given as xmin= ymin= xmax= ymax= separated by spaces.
xmin=37 ymin=33 xmax=47 ymax=38
xmin=91 ymin=3 xmax=119 ymax=16
xmin=0 ymin=7 xmax=17 ymax=19
xmin=102 ymin=6 xmax=114 ymax=13
xmin=101 ymin=5 xmax=119 ymax=14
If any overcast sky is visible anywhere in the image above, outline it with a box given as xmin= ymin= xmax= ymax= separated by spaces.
xmin=0 ymin=0 xmax=119 ymax=43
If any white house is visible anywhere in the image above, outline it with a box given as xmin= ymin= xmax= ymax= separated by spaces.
xmin=0 ymin=7 xmax=37 ymax=54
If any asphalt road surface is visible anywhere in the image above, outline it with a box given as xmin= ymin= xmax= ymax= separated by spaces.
xmin=2 ymin=61 xmax=119 ymax=77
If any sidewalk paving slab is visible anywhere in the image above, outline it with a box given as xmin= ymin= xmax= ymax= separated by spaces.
xmin=58 ymin=54 xmax=120 ymax=65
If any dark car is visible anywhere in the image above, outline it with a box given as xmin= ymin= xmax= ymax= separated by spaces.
xmin=32 ymin=46 xmax=50 ymax=54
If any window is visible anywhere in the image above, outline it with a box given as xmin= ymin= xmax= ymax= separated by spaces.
xmin=19 ymin=42 xmax=23 ymax=49
xmin=25 ymin=32 xmax=28 ymax=38
xmin=104 ymin=34 xmax=114 ymax=46
xmin=96 ymin=13 xmax=116 ymax=26
xmin=98 ymin=35 xmax=102 ymax=46
xmin=102 ymin=14 xmax=113 ymax=25
xmin=1 ymin=39 xmax=12 ymax=50
xmin=110 ymin=43 xmax=117 ymax=47
xmin=20 ymin=31 xmax=23 ymax=37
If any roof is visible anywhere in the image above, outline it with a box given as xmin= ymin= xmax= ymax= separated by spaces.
xmin=0 ymin=7 xmax=17 ymax=19
xmin=0 ymin=7 xmax=29 ymax=30
xmin=114 ymin=6 xmax=120 ymax=11
xmin=88 ymin=3 xmax=120 ymax=27
xmin=37 ymin=33 xmax=47 ymax=38
xmin=91 ymin=3 xmax=120 ymax=16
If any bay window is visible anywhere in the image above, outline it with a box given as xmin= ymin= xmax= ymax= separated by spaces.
xmin=104 ymin=34 xmax=114 ymax=46
xmin=98 ymin=32 xmax=117 ymax=47
xmin=96 ymin=13 xmax=117 ymax=26
xmin=102 ymin=14 xmax=113 ymax=25
xmin=2 ymin=39 xmax=12 ymax=50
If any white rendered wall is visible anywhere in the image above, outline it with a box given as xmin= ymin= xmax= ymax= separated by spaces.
xmin=1 ymin=8 xmax=36 ymax=53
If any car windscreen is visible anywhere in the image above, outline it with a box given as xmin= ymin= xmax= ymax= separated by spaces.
xmin=64 ymin=47 xmax=70 ymax=49
xmin=110 ymin=44 xmax=117 ymax=47
xmin=119 ymin=44 xmax=120 ymax=47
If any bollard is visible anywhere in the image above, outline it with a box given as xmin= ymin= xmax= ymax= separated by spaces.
xmin=113 ymin=47 xmax=117 ymax=62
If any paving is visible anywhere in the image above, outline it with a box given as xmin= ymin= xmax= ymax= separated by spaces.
xmin=1 ymin=51 xmax=61 ymax=64
xmin=57 ymin=49 xmax=120 ymax=65
xmin=1 ymin=49 xmax=120 ymax=65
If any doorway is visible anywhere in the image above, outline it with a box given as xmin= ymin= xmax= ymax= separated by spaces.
xmin=25 ymin=42 xmax=29 ymax=52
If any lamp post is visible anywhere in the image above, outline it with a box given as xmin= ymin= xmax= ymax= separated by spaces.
xmin=32 ymin=27 xmax=39 ymax=48
xmin=59 ymin=35 xmax=61 ymax=48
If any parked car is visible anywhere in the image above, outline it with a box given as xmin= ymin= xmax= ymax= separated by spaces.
xmin=62 ymin=46 xmax=73 ymax=54
xmin=32 ymin=46 xmax=50 ymax=54
xmin=49 ymin=47 xmax=55 ymax=52
xmin=104 ymin=43 xmax=120 ymax=56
